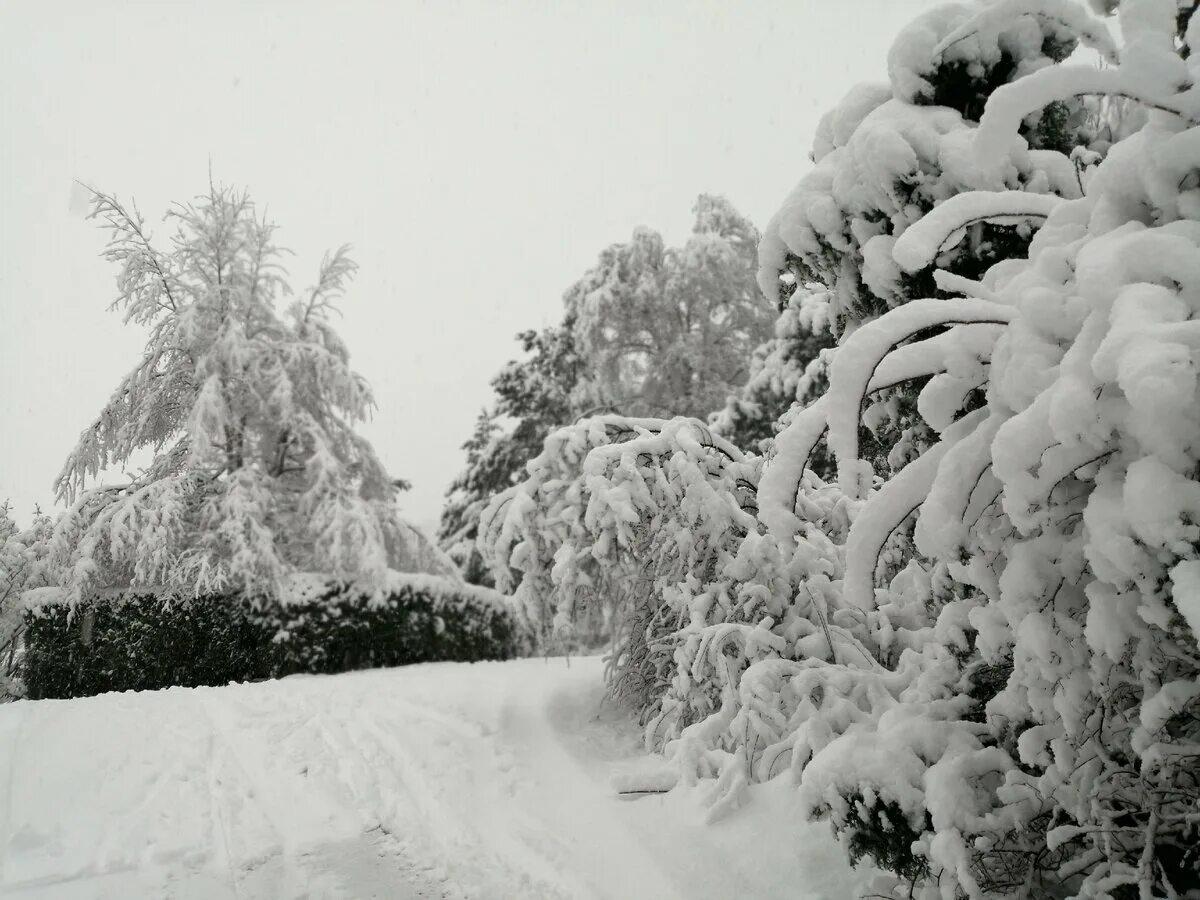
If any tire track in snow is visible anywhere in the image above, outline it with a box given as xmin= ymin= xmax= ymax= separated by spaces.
xmin=489 ymin=671 xmax=689 ymax=900
xmin=0 ymin=659 xmax=874 ymax=899
xmin=331 ymin=685 xmax=580 ymax=899
xmin=193 ymin=683 xmax=440 ymax=899
xmin=199 ymin=717 xmax=245 ymax=900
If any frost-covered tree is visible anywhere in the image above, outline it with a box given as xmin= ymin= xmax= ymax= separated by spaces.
xmin=50 ymin=183 xmax=414 ymax=603
xmin=0 ymin=503 xmax=53 ymax=698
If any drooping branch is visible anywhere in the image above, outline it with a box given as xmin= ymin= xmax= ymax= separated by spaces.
xmin=82 ymin=185 xmax=180 ymax=317
xmin=842 ymin=408 xmax=987 ymax=610
xmin=975 ymin=65 xmax=1200 ymax=169
xmin=913 ymin=412 xmax=1004 ymax=561
xmin=756 ymin=397 xmax=830 ymax=540
xmin=892 ymin=191 xmax=1065 ymax=274
xmin=932 ymin=0 xmax=1118 ymax=66
xmin=824 ymin=298 xmax=1016 ymax=496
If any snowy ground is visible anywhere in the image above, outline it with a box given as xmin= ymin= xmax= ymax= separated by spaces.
xmin=0 ymin=657 xmax=871 ymax=899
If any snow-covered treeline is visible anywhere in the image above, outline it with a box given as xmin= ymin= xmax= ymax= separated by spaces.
xmin=481 ymin=2 xmax=1200 ymax=896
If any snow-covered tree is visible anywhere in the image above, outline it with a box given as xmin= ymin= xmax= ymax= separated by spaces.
xmin=710 ymin=284 xmax=836 ymax=464
xmin=479 ymin=2 xmax=1200 ymax=896
xmin=0 ymin=503 xmax=53 ymax=698
xmin=50 ymin=183 xmax=414 ymax=603
xmin=570 ymin=195 xmax=773 ymax=420
xmin=757 ymin=0 xmax=1115 ymax=485
xmin=675 ymin=2 xmax=1200 ymax=896
xmin=758 ymin=0 xmax=1113 ymax=337
xmin=439 ymin=320 xmax=580 ymax=584
xmin=441 ymin=195 xmax=772 ymax=584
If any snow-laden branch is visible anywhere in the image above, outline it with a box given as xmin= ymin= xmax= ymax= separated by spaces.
xmin=758 ymin=316 xmax=1007 ymax=540
xmin=892 ymin=191 xmax=1065 ymax=274
xmin=975 ymin=65 xmax=1200 ymax=169
xmin=756 ymin=398 xmax=830 ymax=540
xmin=932 ymin=0 xmax=1117 ymax=66
xmin=866 ymin=322 xmax=1005 ymax=396
xmin=913 ymin=412 xmax=1004 ymax=561
xmin=933 ymin=270 xmax=997 ymax=301
xmin=824 ymin=298 xmax=1016 ymax=497
xmin=842 ymin=408 xmax=987 ymax=611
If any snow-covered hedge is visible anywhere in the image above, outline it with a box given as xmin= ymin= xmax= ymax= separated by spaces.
xmin=21 ymin=573 xmax=522 ymax=699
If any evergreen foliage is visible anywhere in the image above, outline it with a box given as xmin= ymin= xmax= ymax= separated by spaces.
xmin=439 ymin=321 xmax=581 ymax=584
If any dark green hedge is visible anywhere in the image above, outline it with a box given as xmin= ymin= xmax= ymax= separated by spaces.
xmin=22 ymin=574 xmax=521 ymax=700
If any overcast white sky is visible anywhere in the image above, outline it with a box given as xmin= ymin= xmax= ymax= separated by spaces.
xmin=1 ymin=0 xmax=932 ymax=534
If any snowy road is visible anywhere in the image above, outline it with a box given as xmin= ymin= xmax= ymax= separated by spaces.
xmin=0 ymin=658 xmax=869 ymax=899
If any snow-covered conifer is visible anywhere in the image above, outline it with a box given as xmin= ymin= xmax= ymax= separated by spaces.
xmin=758 ymin=0 xmax=1113 ymax=486
xmin=439 ymin=320 xmax=581 ymax=585
xmin=731 ymin=2 xmax=1200 ymax=895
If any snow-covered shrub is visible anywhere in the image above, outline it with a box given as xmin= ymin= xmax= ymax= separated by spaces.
xmin=261 ymin=573 xmax=521 ymax=675
xmin=22 ymin=573 xmax=520 ymax=699
xmin=50 ymin=183 xmax=417 ymax=605
xmin=0 ymin=503 xmax=53 ymax=699
xmin=22 ymin=588 xmax=270 ymax=698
